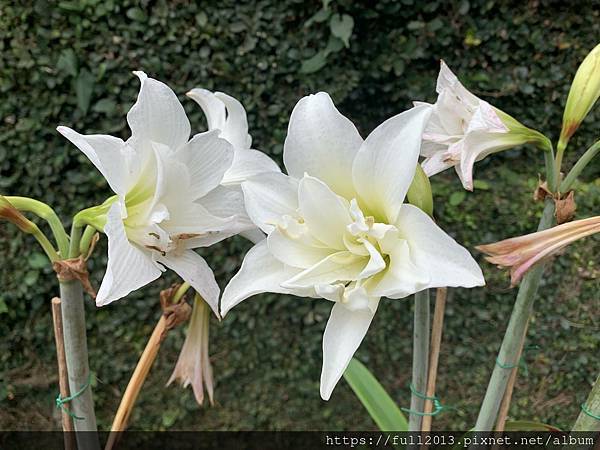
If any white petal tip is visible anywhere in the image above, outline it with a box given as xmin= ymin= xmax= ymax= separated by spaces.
xmin=132 ymin=71 xmax=148 ymax=82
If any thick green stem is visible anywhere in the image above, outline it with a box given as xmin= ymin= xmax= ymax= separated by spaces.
xmin=560 ymin=140 xmax=600 ymax=193
xmin=68 ymin=223 xmax=83 ymax=259
xmin=474 ymin=199 xmax=555 ymax=431
xmin=409 ymin=289 xmax=430 ymax=432
xmin=5 ymin=196 xmax=70 ymax=257
xmin=543 ymin=147 xmax=557 ymax=193
xmin=572 ymin=374 xmax=600 ymax=432
xmin=59 ymin=280 xmax=100 ymax=449
xmin=79 ymin=225 xmax=97 ymax=256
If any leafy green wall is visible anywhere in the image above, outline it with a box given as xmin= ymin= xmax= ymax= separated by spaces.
xmin=0 ymin=0 xmax=598 ymax=430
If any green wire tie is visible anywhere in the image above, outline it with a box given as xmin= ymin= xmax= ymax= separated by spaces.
xmin=495 ymin=345 xmax=540 ymax=376
xmin=401 ymin=384 xmax=454 ymax=417
xmin=55 ymin=374 xmax=92 ymax=421
xmin=581 ymin=403 xmax=600 ymax=421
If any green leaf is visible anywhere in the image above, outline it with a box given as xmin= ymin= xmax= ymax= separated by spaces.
xmin=329 ymin=14 xmax=354 ymax=48
xmin=504 ymin=420 xmax=562 ymax=431
xmin=92 ymin=98 xmax=116 ymax=115
xmin=449 ymin=191 xmax=466 ymax=206
xmin=57 ymin=49 xmax=78 ymax=77
xmin=473 ymin=180 xmax=490 ymax=190
xmin=28 ymin=252 xmax=48 ymax=269
xmin=324 ymin=35 xmax=344 ymax=55
xmin=0 ymin=297 xmax=8 ymax=315
xmin=126 ymin=7 xmax=147 ymax=22
xmin=75 ymin=69 xmax=95 ymax=114
xmin=343 ymin=358 xmax=408 ymax=431
xmin=304 ymin=8 xmax=330 ymax=28
xmin=300 ymin=51 xmax=328 ymax=74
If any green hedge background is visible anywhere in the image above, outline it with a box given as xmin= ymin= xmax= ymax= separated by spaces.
xmin=1 ymin=0 xmax=598 ymax=431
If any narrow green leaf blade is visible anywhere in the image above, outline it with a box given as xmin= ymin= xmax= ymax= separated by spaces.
xmin=343 ymin=358 xmax=408 ymax=431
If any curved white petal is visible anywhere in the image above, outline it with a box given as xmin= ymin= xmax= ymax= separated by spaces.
xmin=127 ymin=71 xmax=191 ymax=151
xmin=357 ymin=239 xmax=386 ymax=278
xmin=242 ymin=172 xmax=299 ymax=234
xmin=267 ymin=226 xmax=335 ymax=269
xmin=281 ymin=251 xmax=366 ymax=289
xmin=221 ymin=240 xmax=301 ymax=316
xmin=396 ymin=204 xmax=485 ymax=289
xmin=158 ymin=250 xmax=221 ymax=318
xmin=97 ymin=203 xmax=163 ymax=306
xmin=215 ymin=92 xmax=252 ymax=149
xmin=421 ymin=150 xmax=455 ymax=177
xmin=57 ymin=127 xmax=134 ymax=198
xmin=352 ymin=104 xmax=431 ymax=224
xmin=298 ymin=175 xmax=351 ymax=250
xmin=457 ymin=131 xmax=523 ymax=191
xmin=222 ymin=149 xmax=281 ymax=185
xmin=283 ymin=92 xmax=362 ymax=199
xmin=369 ymin=238 xmax=430 ymax=299
xmin=199 ymin=185 xmax=247 ymax=219
xmin=436 ymin=61 xmax=480 ymax=108
xmin=187 ymin=88 xmax=227 ymax=131
xmin=178 ymin=131 xmax=234 ymax=199
xmin=320 ymin=301 xmax=378 ymax=400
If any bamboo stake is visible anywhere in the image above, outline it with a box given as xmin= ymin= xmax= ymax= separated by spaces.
xmin=51 ymin=297 xmax=76 ymax=450
xmin=421 ymin=287 xmax=447 ymax=433
xmin=105 ymin=316 xmax=167 ymax=450
xmin=495 ymin=320 xmax=530 ymax=432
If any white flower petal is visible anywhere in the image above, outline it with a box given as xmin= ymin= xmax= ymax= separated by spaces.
xmin=96 ymin=203 xmax=163 ymax=306
xmin=352 ymin=104 xmax=431 ymax=224
xmin=456 ymin=131 xmax=523 ymax=191
xmin=396 ymin=204 xmax=485 ymax=288
xmin=57 ymin=127 xmax=134 ymax=199
xmin=369 ymin=238 xmax=430 ymax=299
xmin=222 ymin=149 xmax=281 ymax=185
xmin=282 ymin=251 xmax=366 ymax=289
xmin=283 ymin=92 xmax=362 ymax=199
xmin=187 ymin=88 xmax=227 ymax=131
xmin=298 ymin=175 xmax=352 ymax=250
xmin=178 ymin=131 xmax=235 ymax=199
xmin=357 ymin=239 xmax=386 ymax=278
xmin=436 ymin=61 xmax=480 ymax=108
xmin=214 ymin=92 xmax=252 ymax=149
xmin=242 ymin=172 xmax=299 ymax=234
xmin=221 ymin=240 xmax=301 ymax=316
xmin=267 ymin=226 xmax=335 ymax=269
xmin=320 ymin=300 xmax=378 ymax=400
xmin=127 ymin=71 xmax=191 ymax=151
xmin=157 ymin=250 xmax=221 ymax=318
xmin=421 ymin=150 xmax=455 ymax=177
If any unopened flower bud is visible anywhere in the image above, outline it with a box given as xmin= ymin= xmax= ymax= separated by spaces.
xmin=558 ymin=44 xmax=600 ymax=152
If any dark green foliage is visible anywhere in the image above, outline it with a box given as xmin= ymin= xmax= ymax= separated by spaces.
xmin=0 ymin=0 xmax=598 ymax=431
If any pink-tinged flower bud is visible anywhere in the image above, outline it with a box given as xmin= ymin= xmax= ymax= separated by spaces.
xmin=477 ymin=216 xmax=600 ymax=286
xmin=167 ymin=294 xmax=214 ymax=406
xmin=558 ymin=44 xmax=600 ymax=152
xmin=0 ymin=195 xmax=35 ymax=233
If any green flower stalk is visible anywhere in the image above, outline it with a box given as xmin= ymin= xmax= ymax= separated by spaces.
xmin=0 ymin=195 xmax=60 ymax=262
xmin=556 ymin=43 xmax=600 ymax=170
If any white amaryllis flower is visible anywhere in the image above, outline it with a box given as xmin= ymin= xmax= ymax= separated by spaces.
xmin=57 ymin=72 xmax=258 ymax=313
xmin=419 ymin=61 xmax=549 ymax=191
xmin=168 ymin=294 xmax=214 ymax=405
xmin=221 ymin=92 xmax=485 ymax=400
